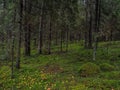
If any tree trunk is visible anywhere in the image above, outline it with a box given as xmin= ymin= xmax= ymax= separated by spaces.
xmin=16 ymin=0 xmax=23 ymax=69
xmin=38 ymin=0 xmax=44 ymax=54
xmin=88 ymin=9 xmax=93 ymax=49
xmin=11 ymin=36 xmax=15 ymax=79
xmin=48 ymin=15 xmax=52 ymax=54
xmin=24 ymin=0 xmax=31 ymax=56
xmin=66 ymin=28 xmax=69 ymax=52
xmin=93 ymin=0 xmax=101 ymax=61
xmin=60 ymin=29 xmax=63 ymax=52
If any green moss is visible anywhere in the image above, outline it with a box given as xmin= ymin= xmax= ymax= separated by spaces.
xmin=71 ymin=84 xmax=88 ymax=90
xmin=79 ymin=62 xmax=101 ymax=77
xmin=100 ymin=63 xmax=115 ymax=71
xmin=100 ymin=71 xmax=120 ymax=79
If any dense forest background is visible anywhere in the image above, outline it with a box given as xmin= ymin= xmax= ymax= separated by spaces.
xmin=0 ymin=0 xmax=120 ymax=90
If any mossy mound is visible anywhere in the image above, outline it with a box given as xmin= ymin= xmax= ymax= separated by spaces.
xmin=100 ymin=63 xmax=115 ymax=71
xmin=79 ymin=62 xmax=101 ymax=77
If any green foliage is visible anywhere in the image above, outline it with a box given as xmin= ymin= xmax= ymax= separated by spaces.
xmin=109 ymin=55 xmax=120 ymax=62
xmin=71 ymin=84 xmax=88 ymax=90
xmin=79 ymin=62 xmax=101 ymax=77
xmin=100 ymin=63 xmax=115 ymax=71
xmin=100 ymin=71 xmax=120 ymax=79
xmin=80 ymin=78 xmax=120 ymax=90
xmin=42 ymin=45 xmax=49 ymax=54
xmin=0 ymin=42 xmax=120 ymax=89
xmin=0 ymin=66 xmax=10 ymax=74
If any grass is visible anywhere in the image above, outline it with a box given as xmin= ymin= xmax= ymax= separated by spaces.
xmin=0 ymin=41 xmax=120 ymax=90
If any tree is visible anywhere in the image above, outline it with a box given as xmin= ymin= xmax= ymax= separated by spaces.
xmin=16 ymin=0 xmax=23 ymax=69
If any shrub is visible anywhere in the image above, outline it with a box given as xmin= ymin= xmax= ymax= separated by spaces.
xmin=100 ymin=63 xmax=115 ymax=71
xmin=79 ymin=62 xmax=101 ymax=77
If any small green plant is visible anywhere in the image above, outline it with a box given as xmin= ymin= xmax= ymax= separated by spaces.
xmin=79 ymin=62 xmax=101 ymax=77
xmin=100 ymin=63 xmax=115 ymax=71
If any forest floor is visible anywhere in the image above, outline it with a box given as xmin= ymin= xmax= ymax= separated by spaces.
xmin=0 ymin=41 xmax=120 ymax=90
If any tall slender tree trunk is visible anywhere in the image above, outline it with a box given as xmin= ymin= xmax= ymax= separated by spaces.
xmin=85 ymin=0 xmax=93 ymax=49
xmin=66 ymin=27 xmax=69 ymax=52
xmin=24 ymin=0 xmax=31 ymax=56
xmin=88 ymin=9 xmax=93 ymax=48
xmin=48 ymin=15 xmax=52 ymax=54
xmin=55 ymin=29 xmax=58 ymax=45
xmin=11 ymin=0 xmax=16 ymax=77
xmin=110 ymin=30 xmax=113 ymax=41
xmin=93 ymin=0 xmax=101 ymax=60
xmin=11 ymin=36 xmax=15 ymax=79
xmin=2 ymin=0 xmax=6 ymax=50
xmin=24 ymin=0 xmax=27 ymax=55
xmin=60 ymin=29 xmax=63 ymax=52
xmin=38 ymin=0 xmax=44 ymax=54
xmin=84 ymin=31 xmax=88 ymax=48
xmin=84 ymin=4 xmax=88 ymax=48
xmin=16 ymin=0 xmax=23 ymax=69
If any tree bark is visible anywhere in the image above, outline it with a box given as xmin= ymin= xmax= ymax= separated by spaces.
xmin=48 ymin=15 xmax=52 ymax=54
xmin=16 ymin=0 xmax=23 ymax=69
xmin=24 ymin=0 xmax=31 ymax=56
xmin=38 ymin=0 xmax=44 ymax=54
